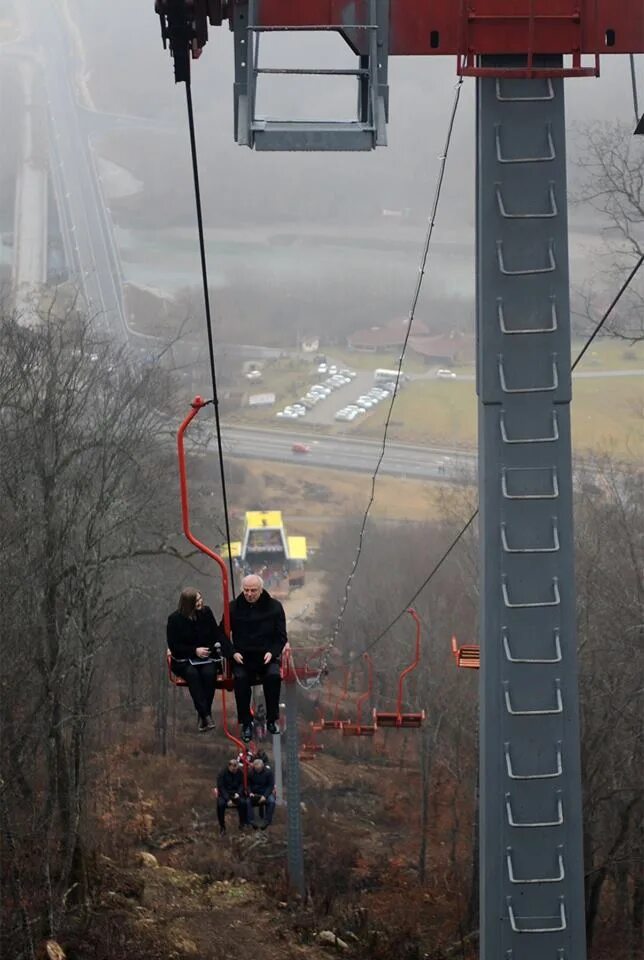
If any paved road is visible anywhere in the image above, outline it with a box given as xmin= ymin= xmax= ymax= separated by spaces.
xmin=218 ymin=424 xmax=476 ymax=481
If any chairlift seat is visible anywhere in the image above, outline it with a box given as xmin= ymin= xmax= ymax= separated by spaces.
xmin=166 ymin=652 xmax=234 ymax=690
xmin=451 ymin=636 xmax=480 ymax=669
xmin=342 ymin=723 xmax=377 ymax=737
xmin=319 ymin=719 xmax=344 ymax=731
xmin=374 ymin=710 xmax=425 ymax=729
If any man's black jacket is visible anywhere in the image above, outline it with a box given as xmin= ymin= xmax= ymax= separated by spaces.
xmin=167 ymin=606 xmax=225 ymax=660
xmin=247 ymin=766 xmax=275 ymax=799
xmin=221 ymin=590 xmax=287 ymax=663
xmin=217 ymin=767 xmax=244 ymax=802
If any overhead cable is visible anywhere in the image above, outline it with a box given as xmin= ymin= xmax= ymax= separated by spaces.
xmin=183 ymin=79 xmax=237 ymax=595
xmin=328 ymin=75 xmax=465 ymax=653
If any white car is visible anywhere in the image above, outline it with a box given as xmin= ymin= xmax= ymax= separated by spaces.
xmin=317 ymin=363 xmax=328 ymax=374
xmin=340 ymin=368 xmax=357 ymax=379
xmin=310 ymin=385 xmax=331 ymax=396
xmin=328 ymin=365 xmax=338 ymax=374
xmin=356 ymin=398 xmax=374 ymax=409
xmin=437 ymin=368 xmax=456 ymax=379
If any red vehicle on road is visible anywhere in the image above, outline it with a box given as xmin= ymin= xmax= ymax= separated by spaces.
xmin=292 ymin=443 xmax=311 ymax=454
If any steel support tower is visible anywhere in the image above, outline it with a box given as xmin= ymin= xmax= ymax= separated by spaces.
xmin=477 ymin=56 xmax=585 ymax=958
xmin=157 ymin=0 xmax=644 ymax=952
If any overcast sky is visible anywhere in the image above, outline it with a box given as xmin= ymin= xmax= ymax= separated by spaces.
xmin=75 ymin=0 xmax=644 ymax=233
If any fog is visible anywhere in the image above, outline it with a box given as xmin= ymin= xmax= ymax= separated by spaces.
xmin=3 ymin=1 xmax=643 ymax=340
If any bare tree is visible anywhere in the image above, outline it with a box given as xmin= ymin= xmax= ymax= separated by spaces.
xmin=0 ymin=303 xmax=177 ymax=956
xmin=574 ymin=122 xmax=644 ymax=340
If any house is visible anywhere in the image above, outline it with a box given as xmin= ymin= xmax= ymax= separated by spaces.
xmin=408 ymin=333 xmax=475 ymax=366
xmin=348 ymin=317 xmax=431 ymax=352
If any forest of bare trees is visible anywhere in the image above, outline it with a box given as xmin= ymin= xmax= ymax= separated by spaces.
xmin=0 ymin=301 xmax=181 ymax=955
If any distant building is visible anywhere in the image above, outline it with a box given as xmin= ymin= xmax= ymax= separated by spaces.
xmin=408 ymin=332 xmax=475 ymax=366
xmin=301 ymin=337 xmax=320 ymax=353
xmin=348 ymin=317 xmax=431 ymax=352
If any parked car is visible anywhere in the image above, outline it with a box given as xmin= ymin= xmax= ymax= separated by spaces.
xmin=317 ymin=363 xmax=328 ymax=373
xmin=437 ymin=368 xmax=456 ymax=379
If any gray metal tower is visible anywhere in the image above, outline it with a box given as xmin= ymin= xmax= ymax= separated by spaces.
xmin=477 ymin=57 xmax=586 ymax=959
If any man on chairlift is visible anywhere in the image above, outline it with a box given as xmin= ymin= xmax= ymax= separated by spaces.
xmin=222 ymin=574 xmax=287 ymax=742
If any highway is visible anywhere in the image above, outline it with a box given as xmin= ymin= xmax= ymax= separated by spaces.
xmin=218 ymin=424 xmax=477 ymax=481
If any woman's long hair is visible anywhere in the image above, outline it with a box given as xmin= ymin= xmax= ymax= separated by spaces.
xmin=178 ymin=587 xmax=199 ymax=618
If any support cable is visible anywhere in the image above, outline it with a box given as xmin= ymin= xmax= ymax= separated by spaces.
xmin=183 ymin=79 xmax=237 ymax=596
xmin=630 ymin=54 xmax=640 ymax=126
xmin=325 ymin=252 xmax=644 ymax=672
xmin=326 ymin=76 xmax=464 ymax=656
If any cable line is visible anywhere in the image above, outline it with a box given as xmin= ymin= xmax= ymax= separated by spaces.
xmin=327 ymin=76 xmax=464 ymax=654
xmin=630 ymin=54 xmax=640 ymax=126
xmin=183 ymin=73 xmax=236 ymax=595
xmin=325 ymin=252 xmax=644 ymax=673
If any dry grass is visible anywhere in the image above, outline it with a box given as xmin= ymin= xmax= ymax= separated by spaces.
xmin=231 ymin=460 xmax=454 ymax=549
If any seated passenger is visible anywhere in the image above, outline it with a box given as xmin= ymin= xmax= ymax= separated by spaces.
xmin=216 ymin=758 xmax=246 ymax=835
xmin=167 ymin=587 xmax=226 ymax=731
xmin=244 ymin=757 xmax=275 ymax=830
xmin=221 ymin=574 xmax=287 ymax=742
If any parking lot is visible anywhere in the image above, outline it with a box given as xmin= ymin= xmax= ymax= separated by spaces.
xmin=275 ymin=362 xmax=392 ymax=426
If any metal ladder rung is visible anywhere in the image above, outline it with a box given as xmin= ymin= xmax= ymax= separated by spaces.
xmin=499 ymin=355 xmax=559 ymax=393
xmin=504 ymin=680 xmax=563 ymax=716
xmin=496 ymin=78 xmax=555 ymax=102
xmin=255 ymin=67 xmax=369 ymax=76
xmin=496 ymin=183 xmax=558 ymax=218
xmin=503 ymin=627 xmax=563 ymax=663
xmin=502 ymin=466 xmax=559 ymax=500
xmin=507 ymin=897 xmax=567 ymax=934
xmin=505 ymin=792 xmax=564 ymax=828
xmin=497 ymin=239 xmax=556 ymax=276
xmin=498 ymin=296 xmax=558 ymax=335
xmin=507 ymin=847 xmax=565 ymax=884
xmin=506 ymin=951 xmax=565 ymax=959
xmin=501 ymin=520 xmax=560 ymax=554
xmin=500 ymin=412 xmax=559 ymax=444
xmin=505 ymin=742 xmax=563 ymax=780
xmin=495 ymin=123 xmax=555 ymax=163
xmin=248 ymin=24 xmax=378 ymax=32
xmin=502 ymin=576 xmax=560 ymax=609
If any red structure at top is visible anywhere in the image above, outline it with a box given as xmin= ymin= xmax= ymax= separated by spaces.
xmin=201 ymin=1 xmax=644 ymax=57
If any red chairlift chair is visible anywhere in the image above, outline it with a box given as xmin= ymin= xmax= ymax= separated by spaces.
xmin=451 ymin=635 xmax=480 ymax=670
xmin=318 ymin=668 xmax=350 ymax=732
xmin=373 ymin=608 xmax=425 ymax=729
xmin=173 ymin=397 xmax=249 ymax=764
xmin=342 ymin=653 xmax=377 ymax=737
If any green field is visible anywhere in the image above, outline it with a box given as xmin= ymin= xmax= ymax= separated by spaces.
xmin=233 ymin=340 xmax=642 ymax=457
xmin=357 ymin=375 xmax=643 ymax=456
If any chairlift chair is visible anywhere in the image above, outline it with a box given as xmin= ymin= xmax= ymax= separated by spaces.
xmin=451 ymin=635 xmax=480 ymax=670
xmin=373 ymin=609 xmax=425 ymax=729
xmin=318 ymin=668 xmax=350 ymax=731
xmin=342 ymin=653 xmax=377 ymax=737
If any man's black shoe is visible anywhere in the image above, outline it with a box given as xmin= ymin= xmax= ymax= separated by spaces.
xmin=251 ymin=823 xmax=258 ymax=830
xmin=219 ymin=826 xmax=226 ymax=836
xmin=205 ymin=715 xmax=216 ymax=730
xmin=267 ymin=721 xmax=279 ymax=736
xmin=198 ymin=716 xmax=208 ymax=732
xmin=241 ymin=723 xmax=254 ymax=742
xmin=260 ymin=824 xmax=269 ymax=831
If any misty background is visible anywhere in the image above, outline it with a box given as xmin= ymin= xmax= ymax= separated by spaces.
xmin=53 ymin=0 xmax=644 ymax=344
